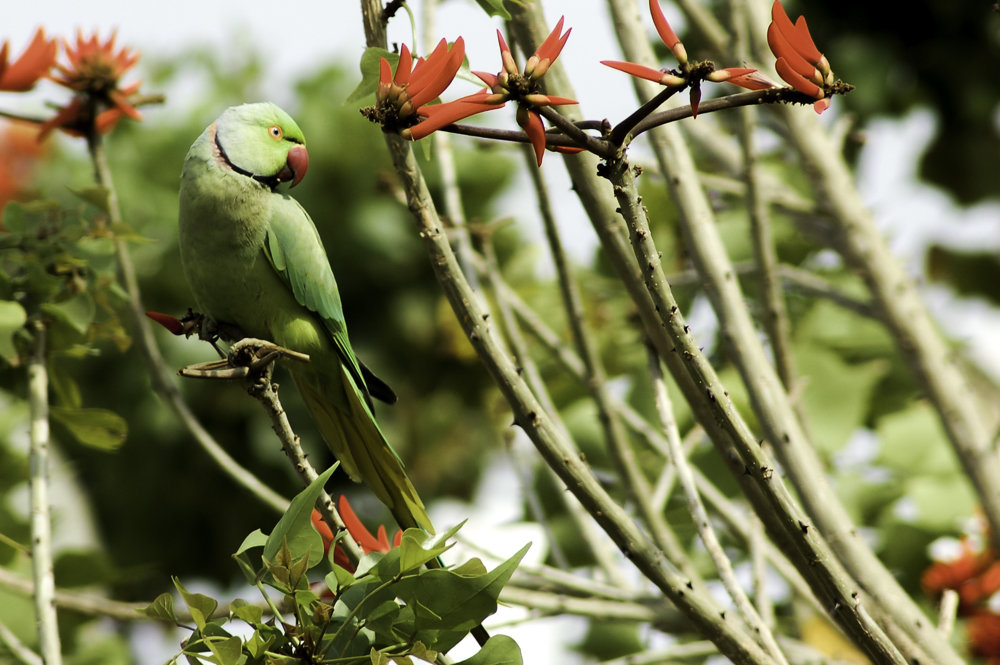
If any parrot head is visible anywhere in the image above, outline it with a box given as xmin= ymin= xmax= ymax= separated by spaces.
xmin=213 ymin=102 xmax=309 ymax=189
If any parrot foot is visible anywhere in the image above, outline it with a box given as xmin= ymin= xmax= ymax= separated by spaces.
xmin=178 ymin=338 xmax=310 ymax=381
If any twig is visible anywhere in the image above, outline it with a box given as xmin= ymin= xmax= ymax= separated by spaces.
xmin=478 ymin=230 xmax=628 ymax=586
xmin=27 ymin=322 xmax=62 ymax=665
xmin=239 ymin=343 xmax=363 ymax=564
xmin=498 ymin=585 xmax=683 ymax=627
xmin=647 ymin=349 xmax=789 ymax=665
xmin=520 ymin=148 xmax=695 ymax=578
xmin=936 ymin=589 xmax=959 ymax=638
xmin=0 ymin=620 xmax=42 ymax=665
xmin=0 ymin=566 xmax=220 ymax=623
xmin=749 ymin=513 xmax=775 ymax=630
xmin=598 ymin=641 xmax=720 ymax=665
xmin=84 ymin=125 xmax=288 ymax=514
xmin=180 ymin=337 xmax=363 ymax=565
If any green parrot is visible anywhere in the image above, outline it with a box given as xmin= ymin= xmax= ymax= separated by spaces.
xmin=177 ymin=102 xmax=432 ymax=533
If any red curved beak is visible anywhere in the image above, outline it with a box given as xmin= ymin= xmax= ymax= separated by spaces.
xmin=285 ymin=144 xmax=309 ymax=188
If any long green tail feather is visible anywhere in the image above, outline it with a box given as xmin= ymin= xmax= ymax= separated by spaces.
xmin=292 ymin=366 xmax=433 ymax=534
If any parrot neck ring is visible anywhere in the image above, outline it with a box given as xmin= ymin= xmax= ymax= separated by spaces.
xmin=214 ymin=132 xmax=285 ymax=191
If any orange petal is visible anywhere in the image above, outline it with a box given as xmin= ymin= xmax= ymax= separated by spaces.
xmin=394 ymin=43 xmax=413 ymax=86
xmin=715 ymin=68 xmax=778 ymax=91
xmin=409 ymin=38 xmax=448 ymax=90
xmin=310 ymin=509 xmax=335 ymax=554
xmin=601 ymin=60 xmax=660 ymax=82
xmin=338 ymin=495 xmax=383 ymax=554
xmin=792 ymin=15 xmax=824 ymax=65
xmin=767 ymin=22 xmax=819 ymax=82
xmin=378 ymin=57 xmax=393 ymax=100
xmin=812 ymin=97 xmax=831 ymax=114
xmin=0 ymin=28 xmax=57 ymax=91
xmin=497 ymin=29 xmax=518 ymax=75
xmin=393 ymin=530 xmax=403 ymax=548
xmin=649 ymin=0 xmax=686 ymax=64
xmin=531 ymin=16 xmax=571 ymax=75
xmin=770 ymin=1 xmax=823 ymax=66
xmin=408 ymin=97 xmax=504 ymax=140
xmin=518 ymin=107 xmax=547 ymax=166
xmin=409 ymin=37 xmax=465 ymax=109
xmin=95 ymin=109 xmax=125 ymax=135
xmin=374 ymin=525 xmax=391 ymax=553
xmin=473 ymin=70 xmax=498 ymax=88
xmin=775 ymin=57 xmax=822 ymax=98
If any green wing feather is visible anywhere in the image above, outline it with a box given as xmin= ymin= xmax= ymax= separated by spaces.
xmin=263 ymin=194 xmax=432 ymax=533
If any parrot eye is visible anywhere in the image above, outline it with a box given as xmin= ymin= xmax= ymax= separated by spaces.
xmin=268 ymin=125 xmax=283 ymax=140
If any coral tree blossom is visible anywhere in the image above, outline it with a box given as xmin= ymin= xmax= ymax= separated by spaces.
xmin=41 ymin=30 xmax=143 ymax=138
xmin=603 ymin=0 xmax=836 ymax=115
xmin=766 ymin=0 xmax=835 ymax=113
xmin=375 ymin=38 xmax=466 ymax=130
xmin=407 ymin=18 xmax=577 ymax=166
xmin=0 ymin=28 xmax=57 ymax=91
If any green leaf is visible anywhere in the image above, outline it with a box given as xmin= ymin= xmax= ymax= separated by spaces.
xmin=0 ymin=300 xmax=26 ymax=364
xmin=796 ymin=343 xmax=886 ymax=455
xmin=325 ymin=564 xmax=356 ymax=594
xmin=348 ymin=48 xmax=396 ymax=104
xmin=50 ymin=406 xmax=127 ymax=450
xmin=139 ymin=592 xmax=178 ymax=622
xmin=48 ymin=360 xmax=82 ymax=408
xmin=392 ymin=544 xmax=529 ymax=652
xmin=876 ymin=403 xmax=954 ymax=476
xmin=206 ymin=635 xmax=243 ymax=665
xmin=472 ymin=0 xmax=512 ymax=20
xmin=67 ymin=186 xmax=111 ymax=214
xmin=452 ymin=635 xmax=523 ymax=665
xmin=235 ymin=528 xmax=268 ymax=555
xmin=230 ymin=598 xmax=263 ymax=625
xmin=897 ymin=475 xmax=976 ymax=531
xmin=41 ymin=293 xmax=95 ymax=336
xmin=173 ymin=576 xmax=219 ymax=630
xmin=263 ymin=463 xmax=337 ymax=568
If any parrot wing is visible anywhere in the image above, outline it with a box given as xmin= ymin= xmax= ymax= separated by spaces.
xmin=262 ymin=194 xmax=431 ymax=532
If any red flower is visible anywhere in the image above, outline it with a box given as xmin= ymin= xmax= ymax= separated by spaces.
xmin=0 ymin=122 xmax=45 ymax=213
xmin=40 ymin=30 xmax=143 ymax=138
xmin=409 ymin=19 xmax=577 ymax=165
xmin=648 ymin=0 xmax=687 ymax=65
xmin=0 ymin=28 xmax=57 ymax=91
xmin=766 ymin=0 xmax=834 ymax=114
xmin=601 ymin=0 xmax=690 ymax=85
xmin=337 ymin=495 xmax=402 ymax=556
xmin=707 ymin=67 xmax=778 ymax=91
xmin=969 ymin=612 xmax=1000 ymax=659
xmin=375 ymin=38 xmax=465 ymax=127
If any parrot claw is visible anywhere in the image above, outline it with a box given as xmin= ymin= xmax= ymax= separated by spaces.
xmin=178 ymin=338 xmax=310 ymax=381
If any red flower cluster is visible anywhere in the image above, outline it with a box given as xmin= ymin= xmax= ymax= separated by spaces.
xmin=602 ymin=0 xmax=835 ymax=114
xmin=767 ymin=0 xmax=835 ymax=114
xmin=1 ymin=26 xmax=146 ymax=138
xmin=922 ymin=534 xmax=1000 ymax=663
xmin=376 ymin=38 xmax=467 ymax=130
xmin=0 ymin=28 xmax=57 ymax=92
xmin=374 ymin=18 xmax=578 ymax=165
xmin=41 ymin=30 xmax=144 ymax=138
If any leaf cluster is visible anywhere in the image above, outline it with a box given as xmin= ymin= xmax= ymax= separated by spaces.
xmin=145 ymin=470 xmax=527 ymax=665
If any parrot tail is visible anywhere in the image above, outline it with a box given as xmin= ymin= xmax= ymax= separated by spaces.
xmin=292 ymin=367 xmax=433 ymax=534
